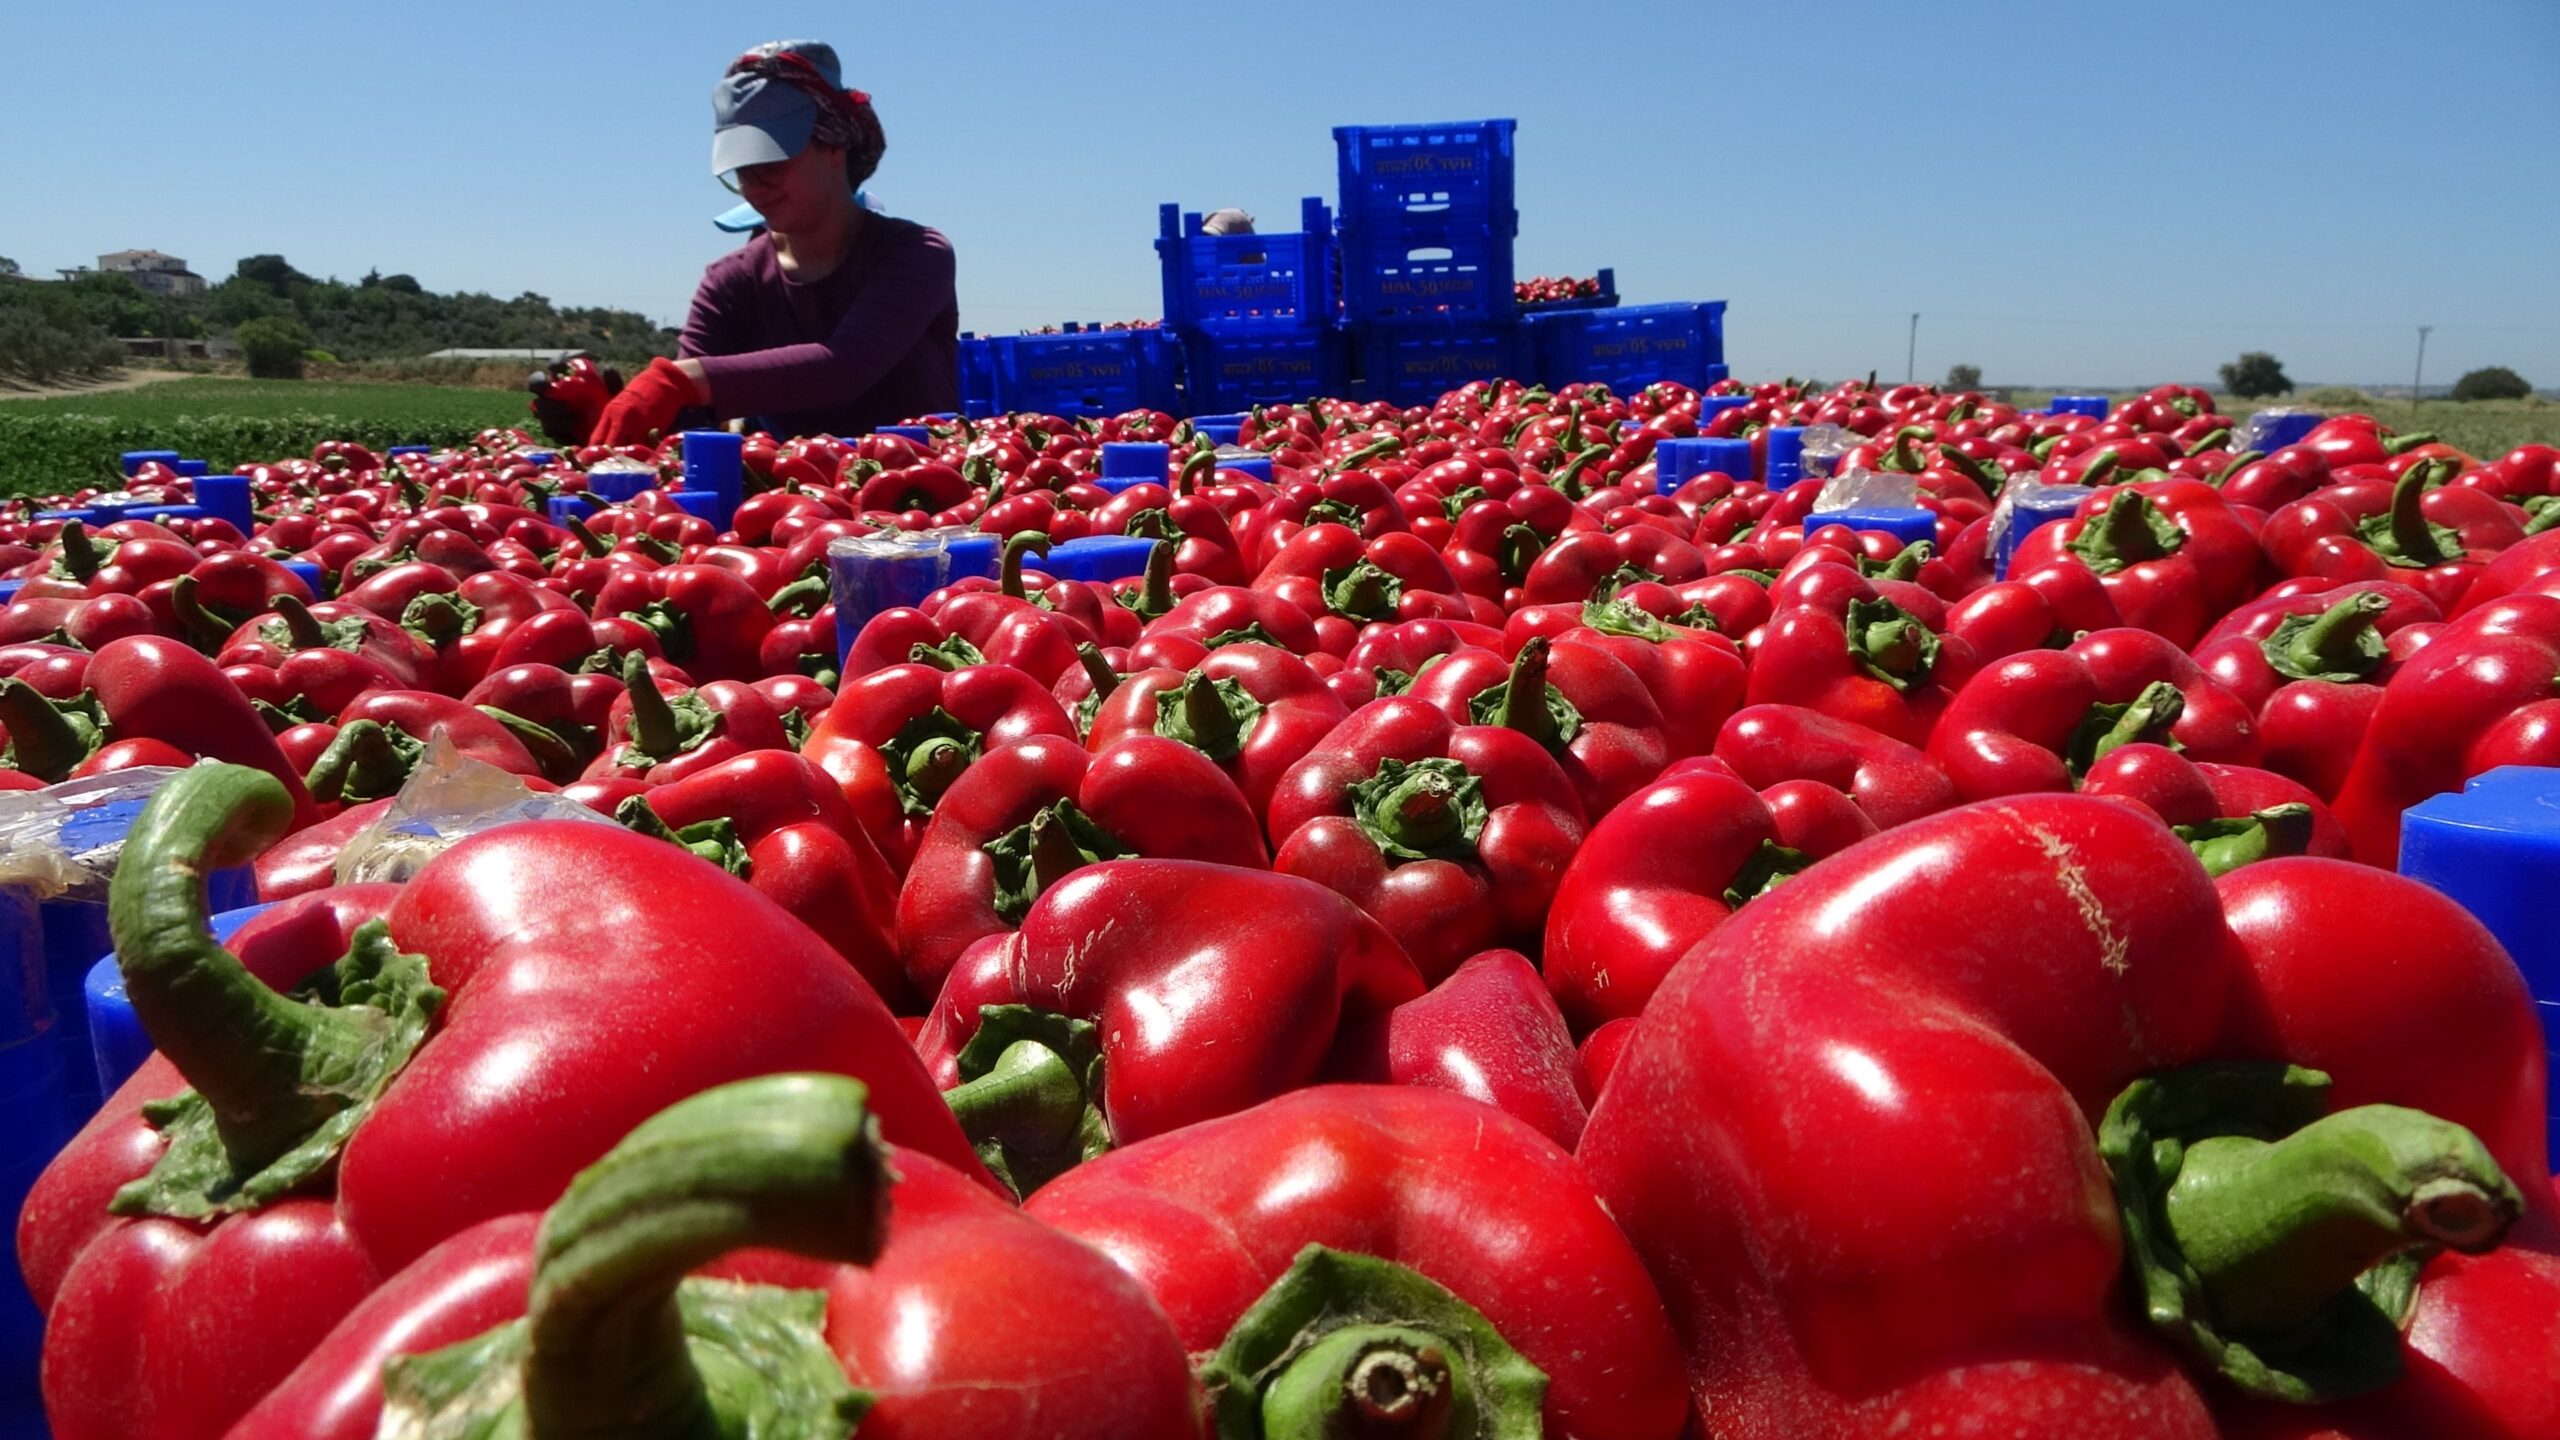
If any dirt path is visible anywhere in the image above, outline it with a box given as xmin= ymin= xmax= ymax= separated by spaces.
xmin=0 ymin=369 xmax=213 ymax=402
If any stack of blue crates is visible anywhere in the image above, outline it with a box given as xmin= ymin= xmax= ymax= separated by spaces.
xmin=1158 ymin=196 xmax=1346 ymax=413
xmin=1525 ymin=301 xmax=1730 ymax=394
xmin=960 ymin=325 xmax=1182 ymax=419
xmin=1333 ymin=120 xmax=1525 ymax=406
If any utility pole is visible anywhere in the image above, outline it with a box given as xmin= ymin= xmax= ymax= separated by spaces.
xmin=1906 ymin=313 xmax=1919 ymax=384
xmin=2412 ymin=325 xmax=2433 ymax=406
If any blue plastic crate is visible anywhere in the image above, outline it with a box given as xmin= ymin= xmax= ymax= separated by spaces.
xmin=1334 ymin=119 xmax=1517 ymax=227
xmin=1529 ymin=301 xmax=1727 ymax=392
xmin=1518 ymin=268 xmax=1619 ymax=313
xmin=993 ymin=328 xmax=1182 ymax=418
xmin=1353 ymin=322 xmax=1529 ymax=408
xmin=1337 ymin=210 xmax=1517 ymax=325
xmin=957 ymin=334 xmax=1003 ymax=418
xmin=1179 ymin=326 xmax=1348 ymax=412
xmin=1159 ymin=197 xmax=1335 ymax=331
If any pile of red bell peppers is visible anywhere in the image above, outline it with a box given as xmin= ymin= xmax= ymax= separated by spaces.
xmin=3 ymin=378 xmax=2557 ymax=1438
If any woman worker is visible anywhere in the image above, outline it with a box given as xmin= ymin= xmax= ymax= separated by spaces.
xmin=530 ymin=40 xmax=959 ymax=445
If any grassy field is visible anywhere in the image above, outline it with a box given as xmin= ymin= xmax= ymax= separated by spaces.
xmin=2008 ymin=391 xmax=2558 ymax=459
xmin=0 ymin=377 xmax=526 ymax=498
xmin=0 ymin=377 xmax=524 ymax=427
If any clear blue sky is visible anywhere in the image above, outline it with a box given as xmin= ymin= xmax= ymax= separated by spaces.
xmin=5 ymin=0 xmax=2554 ymax=389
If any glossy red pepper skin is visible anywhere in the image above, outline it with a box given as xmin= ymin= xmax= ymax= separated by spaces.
xmin=1085 ymin=641 xmax=1347 ymax=824
xmin=2065 ymin=627 xmax=2263 ymax=764
xmin=591 ymin=561 xmax=774 ymax=683
xmin=895 ymin=734 xmax=1268 ymax=997
xmin=2332 ymin=592 xmax=2560 ymax=864
xmin=1407 ymin=636 xmax=1670 ymax=817
xmin=23 ymin=773 xmax=990 ymax=1440
xmin=1026 ymin=1085 xmax=1688 ymax=1440
xmin=1507 ymin=600 xmax=1749 ymax=758
xmin=615 ymin=749 xmax=909 ymax=1009
xmin=1266 ymin=696 xmax=1585 ymax=981
xmin=801 ymin=661 xmax=1079 ymax=874
xmin=2010 ymin=478 xmax=2263 ymax=648
xmin=0 ymin=635 xmax=322 ymax=825
xmin=581 ymin=658 xmax=789 ymax=786
xmin=1251 ymin=522 xmax=1472 ymax=649
xmin=919 ymin=861 xmax=1424 ymax=1151
xmin=1944 ymin=558 xmax=2124 ymax=663
xmin=1344 ymin=948 xmax=1588 ymax=1148
xmin=1571 ymin=798 xmax=2316 ymax=1435
xmin=1742 ymin=571 xmax=1968 ymax=748
xmin=2206 ymin=860 xmax=2560 ymax=1440
xmin=1518 ymin=524 xmax=1710 ymax=606
xmin=211 ymin=597 xmax=433 ymax=689
xmin=1543 ymin=757 xmax=1840 ymax=1032
xmin=231 ymin=1137 xmax=1202 ymax=1440
xmin=1134 ymin=582 xmax=1328 ymax=662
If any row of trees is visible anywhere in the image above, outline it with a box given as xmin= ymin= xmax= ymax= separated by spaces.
xmin=1933 ymin=356 xmax=2536 ymax=402
xmin=0 ymin=254 xmax=678 ymax=382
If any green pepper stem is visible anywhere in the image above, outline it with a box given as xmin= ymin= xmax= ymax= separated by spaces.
xmin=621 ymin=650 xmax=680 ymax=757
xmin=305 ymin=719 xmax=419 ymax=804
xmin=1076 ymin=643 xmax=1121 ymax=704
xmin=522 ymin=1074 xmax=891 ymax=1440
xmin=904 ymin=737 xmax=970 ymax=808
xmin=2266 ymin=593 xmax=2389 ymax=682
xmin=169 ymin=573 xmax=235 ymax=649
xmin=1492 ymin=637 xmax=1558 ymax=749
xmin=766 ymin=574 xmax=829 ymax=617
xmin=563 ymin=514 xmax=608 ymax=558
xmin=2383 ymin=463 xmax=2454 ymax=567
xmin=0 ymin=678 xmax=98 ymax=782
xmin=1259 ymin=1327 xmax=1467 ymax=1440
xmin=2162 ymin=1104 xmax=2521 ymax=1337
xmin=1000 ymin=532 xmax=1050 ymax=600
xmin=57 ymin=519 xmax=100 ymax=583
xmin=941 ymin=1039 xmax=1089 ymax=1175
xmin=105 ymin=766 xmax=378 ymax=1170
xmin=268 ymin=594 xmax=329 ymax=651
xmin=1140 ymin=540 xmax=1177 ymax=617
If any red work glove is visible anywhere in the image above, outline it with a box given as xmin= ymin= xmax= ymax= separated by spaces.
xmin=589 ymin=356 xmax=701 ymax=446
xmin=524 ymin=356 xmax=621 ymax=445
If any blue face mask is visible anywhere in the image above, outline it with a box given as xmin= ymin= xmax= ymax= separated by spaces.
xmin=712 ymin=190 xmax=876 ymax=233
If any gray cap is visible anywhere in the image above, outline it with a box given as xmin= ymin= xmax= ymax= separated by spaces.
xmin=710 ymin=40 xmax=842 ymax=177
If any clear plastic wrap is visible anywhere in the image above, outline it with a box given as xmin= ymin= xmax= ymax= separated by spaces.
xmin=333 ymin=733 xmax=613 ymax=886
xmin=0 ymin=767 xmax=188 ymax=902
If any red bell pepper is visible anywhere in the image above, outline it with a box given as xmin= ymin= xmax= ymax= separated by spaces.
xmin=1266 ymin=694 xmax=1586 ymax=979
xmin=1025 ymin=1084 xmax=1689 ymax=1440
xmin=915 ymin=860 xmax=1424 ymax=1194
xmin=2065 ymin=626 xmax=2263 ymax=765
xmin=591 ymin=561 xmax=774 ymax=683
xmin=1543 ymin=756 xmax=1856 ymax=1031
xmin=1407 ymin=635 xmax=1671 ymax=817
xmin=231 ymin=1074 xmax=1204 ymax=1440
xmin=1251 ymin=522 xmax=1474 ymax=652
xmin=1930 ymin=647 xmax=2203 ymax=801
xmin=2197 ymin=587 xmax=2434 ymax=798
xmin=799 ymin=659 xmax=1079 ymax=874
xmin=1348 ymin=948 xmax=1588 ymax=1148
xmin=894 ymin=733 xmax=1267 ymax=998
xmin=211 ymin=595 xmax=433 ymax=690
xmin=2257 ymin=461 xmax=2519 ymax=611
xmin=2009 ymin=478 xmax=2262 ymax=647
xmin=1517 ymin=523 xmax=1710 ymax=606
xmin=1506 ymin=596 xmax=1748 ymax=758
xmin=0 ymin=634 xmax=321 ymax=826
xmin=1084 ymin=640 xmax=1347 ymax=823
xmin=581 ymin=650 xmax=789 ymax=786
xmin=2074 ymin=741 xmax=2349 ymax=872
xmin=1580 ymin=794 xmax=2544 ymax=1437
xmin=1742 ymin=574 xmax=1967 ymax=747
xmin=2332 ymin=592 xmax=2560 ymax=864
xmin=1944 ymin=557 xmax=2124 ymax=663
xmin=18 ymin=764 xmax=988 ymax=1440
xmin=1442 ymin=484 xmax=1595 ymax=605
xmin=1132 ymin=581 xmax=1331 ymax=665
xmin=1712 ymin=702 xmax=1959 ymax=829
xmin=605 ymin=748 xmax=909 ymax=1008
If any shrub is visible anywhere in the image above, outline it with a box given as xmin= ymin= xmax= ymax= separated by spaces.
xmin=2219 ymin=352 xmax=2293 ymax=399
xmin=1945 ymin=363 xmax=1982 ymax=390
xmin=2299 ymin=386 xmax=2369 ymax=409
xmin=2452 ymin=367 xmax=2532 ymax=403
xmin=235 ymin=316 xmax=315 ymax=379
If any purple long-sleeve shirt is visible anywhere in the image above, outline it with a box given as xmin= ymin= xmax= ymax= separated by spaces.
xmin=676 ymin=215 xmax=961 ymax=439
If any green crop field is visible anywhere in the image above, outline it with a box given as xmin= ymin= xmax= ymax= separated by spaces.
xmin=0 ymin=378 xmax=526 ymax=499
xmin=2008 ymin=391 xmax=2560 ymax=460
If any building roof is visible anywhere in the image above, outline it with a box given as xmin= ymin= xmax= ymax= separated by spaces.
xmin=99 ymin=249 xmax=186 ymax=264
xmin=425 ymin=348 xmax=591 ymax=362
